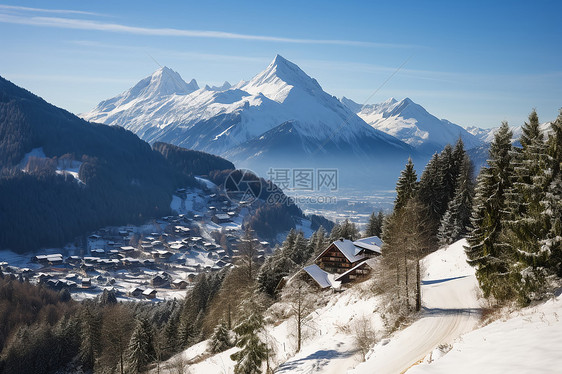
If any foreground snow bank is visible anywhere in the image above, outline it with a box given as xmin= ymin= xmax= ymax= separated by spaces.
xmin=408 ymin=292 xmax=562 ymax=374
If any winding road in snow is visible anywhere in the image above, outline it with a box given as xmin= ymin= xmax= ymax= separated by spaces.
xmin=351 ymin=241 xmax=482 ymax=374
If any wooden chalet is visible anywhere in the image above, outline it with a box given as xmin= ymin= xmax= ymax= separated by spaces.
xmin=313 ymin=236 xmax=382 ymax=282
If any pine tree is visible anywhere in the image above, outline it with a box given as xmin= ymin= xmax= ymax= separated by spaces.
xmin=438 ymin=154 xmax=474 ymax=246
xmin=365 ymin=211 xmax=384 ymax=237
xmin=394 ymin=157 xmax=418 ymax=211
xmin=313 ymin=226 xmax=328 ymax=256
xmin=78 ymin=306 xmax=102 ymax=370
xmin=502 ymin=110 xmax=551 ymax=302
xmin=543 ymin=110 xmax=562 ymax=276
xmin=126 ymin=318 xmax=156 ymax=373
xmin=208 ymin=320 xmax=232 ymax=353
xmin=230 ymin=305 xmax=267 ymax=374
xmin=418 ymin=153 xmax=444 ymax=220
xmin=439 ymin=144 xmax=458 ymax=212
xmin=465 ymin=122 xmax=515 ymax=300
xmin=339 ymin=219 xmax=360 ymax=241
xmin=328 ymin=222 xmax=342 ymax=242
xmin=290 ymin=231 xmax=311 ymax=265
xmin=177 ymin=318 xmax=195 ymax=349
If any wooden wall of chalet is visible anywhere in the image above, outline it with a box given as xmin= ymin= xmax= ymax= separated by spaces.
xmin=316 ymin=243 xmax=354 ymax=274
xmin=336 ymin=262 xmax=372 ymax=284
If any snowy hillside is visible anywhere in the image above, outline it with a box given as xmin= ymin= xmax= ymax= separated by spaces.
xmin=156 ymin=239 xmax=482 ymax=374
xmin=342 ymin=97 xmax=483 ymax=154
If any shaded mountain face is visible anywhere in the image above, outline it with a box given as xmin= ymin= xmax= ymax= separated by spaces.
xmin=341 ymin=97 xmax=483 ymax=154
xmin=0 ymin=76 xmax=225 ymax=252
xmin=83 ymin=55 xmax=419 ymax=190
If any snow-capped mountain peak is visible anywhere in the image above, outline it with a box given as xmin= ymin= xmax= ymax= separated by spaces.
xmin=242 ymin=54 xmax=323 ymax=102
xmin=342 ymin=96 xmax=482 ymax=153
xmin=132 ymin=66 xmax=198 ymax=98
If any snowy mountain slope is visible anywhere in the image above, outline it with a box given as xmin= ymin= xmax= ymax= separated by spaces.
xmin=467 ymin=122 xmax=554 ymax=144
xmin=342 ymin=97 xmax=483 ymax=154
xmin=82 ymin=55 xmax=418 ymax=189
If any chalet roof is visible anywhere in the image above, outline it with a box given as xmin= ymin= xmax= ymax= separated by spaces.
xmin=352 ymin=236 xmax=383 ymax=255
xmin=333 ymin=239 xmax=365 ymax=263
xmin=302 ymin=264 xmax=341 ymax=289
xmin=142 ymin=288 xmax=156 ymax=296
xmin=214 ymin=213 xmax=231 ymax=220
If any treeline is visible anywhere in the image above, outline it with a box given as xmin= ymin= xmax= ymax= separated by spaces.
xmin=378 ymin=137 xmax=475 ymax=314
xmin=0 ymin=76 xmax=235 ymax=252
xmin=466 ymin=110 xmax=562 ymax=304
xmin=153 ymin=142 xmax=235 ymax=176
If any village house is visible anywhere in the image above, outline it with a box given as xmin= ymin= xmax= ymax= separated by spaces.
xmin=286 ymin=236 xmax=383 ymax=290
xmin=314 ymin=237 xmax=381 ymax=274
xmin=142 ymin=288 xmax=157 ymax=299
xmin=172 ymin=279 xmax=188 ymax=289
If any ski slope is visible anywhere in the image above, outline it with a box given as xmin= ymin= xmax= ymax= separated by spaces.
xmin=350 ymin=239 xmax=482 ymax=374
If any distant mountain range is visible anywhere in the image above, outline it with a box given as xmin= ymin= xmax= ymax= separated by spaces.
xmin=83 ymin=55 xmax=425 ymax=189
xmin=85 ymin=55 xmax=531 ymax=188
xmin=340 ymin=96 xmax=482 ymax=154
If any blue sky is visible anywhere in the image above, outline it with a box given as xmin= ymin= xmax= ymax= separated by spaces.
xmin=0 ymin=0 xmax=560 ymax=128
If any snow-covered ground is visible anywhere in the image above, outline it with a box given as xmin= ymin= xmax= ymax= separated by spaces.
xmin=409 ymin=292 xmax=562 ymax=373
xmin=158 ymin=239 xmax=479 ymax=374
xmin=350 ymin=239 xmax=482 ymax=374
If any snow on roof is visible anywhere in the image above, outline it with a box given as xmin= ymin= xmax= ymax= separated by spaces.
xmin=142 ymin=288 xmax=156 ymax=295
xmin=333 ymin=239 xmax=366 ymax=263
xmin=353 ymin=236 xmax=383 ymax=255
xmin=302 ymin=264 xmax=341 ymax=289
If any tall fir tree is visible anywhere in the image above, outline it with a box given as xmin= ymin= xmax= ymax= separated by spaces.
xmin=208 ymin=320 xmax=232 ymax=353
xmin=465 ymin=122 xmax=515 ymax=300
xmin=502 ymin=110 xmax=551 ymax=302
xmin=543 ymin=110 xmax=562 ymax=276
xmin=365 ymin=211 xmax=384 ymax=237
xmin=438 ymin=154 xmax=474 ymax=246
xmin=394 ymin=157 xmax=418 ymax=211
xmin=126 ymin=318 xmax=156 ymax=374
xmin=230 ymin=304 xmax=268 ymax=374
xmin=78 ymin=306 xmax=102 ymax=371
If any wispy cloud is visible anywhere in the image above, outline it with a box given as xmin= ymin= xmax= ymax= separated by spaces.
xmin=0 ymin=4 xmax=106 ymax=17
xmin=0 ymin=10 xmax=419 ymax=48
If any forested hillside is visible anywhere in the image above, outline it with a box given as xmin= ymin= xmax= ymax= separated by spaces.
xmin=0 ymin=76 xmax=229 ymax=252
xmin=153 ymin=142 xmax=235 ymax=176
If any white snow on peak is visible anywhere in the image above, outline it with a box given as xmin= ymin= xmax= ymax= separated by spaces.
xmin=342 ymin=96 xmax=483 ymax=152
xmin=242 ymin=54 xmax=324 ymax=103
xmin=82 ymin=55 xmax=407 ymax=157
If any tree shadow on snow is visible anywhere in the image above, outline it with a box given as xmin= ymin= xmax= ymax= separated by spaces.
xmin=276 ymin=349 xmax=356 ymax=373
xmin=421 ymin=275 xmax=468 ymax=285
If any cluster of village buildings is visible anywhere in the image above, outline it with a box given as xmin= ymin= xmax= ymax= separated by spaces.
xmin=0 ymin=190 xmax=270 ymax=301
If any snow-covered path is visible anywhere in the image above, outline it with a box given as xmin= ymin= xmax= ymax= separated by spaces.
xmin=350 ymin=240 xmax=481 ymax=374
